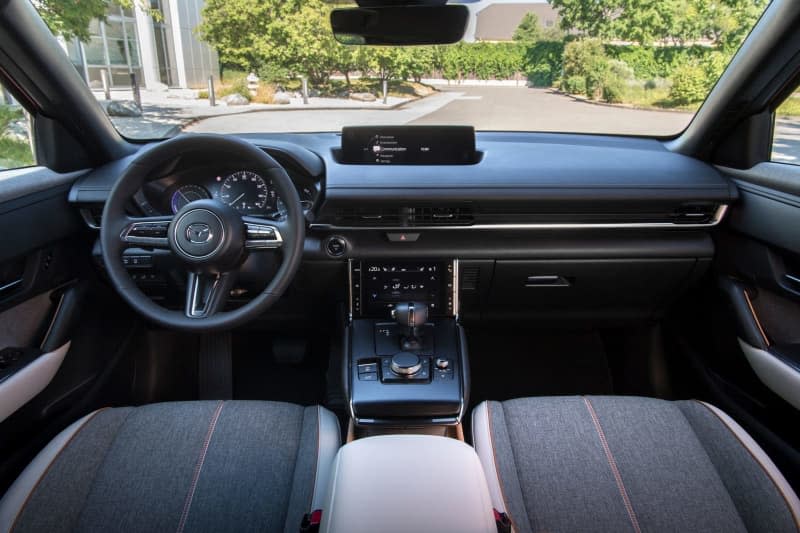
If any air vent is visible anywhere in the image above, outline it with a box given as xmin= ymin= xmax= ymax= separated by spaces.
xmin=409 ymin=207 xmax=473 ymax=226
xmin=461 ymin=265 xmax=481 ymax=291
xmin=671 ymin=203 xmax=719 ymax=225
xmin=80 ymin=207 xmax=103 ymax=229
xmin=333 ymin=207 xmax=473 ymax=227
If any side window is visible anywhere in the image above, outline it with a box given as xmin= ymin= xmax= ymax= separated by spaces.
xmin=772 ymin=90 xmax=800 ymax=165
xmin=0 ymin=82 xmax=35 ymax=171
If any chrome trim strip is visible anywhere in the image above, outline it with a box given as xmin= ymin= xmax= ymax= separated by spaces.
xmin=347 ymin=259 xmax=354 ymax=323
xmin=452 ymin=259 xmax=460 ymax=320
xmin=0 ymin=279 xmax=23 ymax=294
xmin=310 ymin=205 xmax=728 ymax=231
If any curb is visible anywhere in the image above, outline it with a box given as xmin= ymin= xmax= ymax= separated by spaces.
xmin=550 ymin=89 xmax=694 ymax=115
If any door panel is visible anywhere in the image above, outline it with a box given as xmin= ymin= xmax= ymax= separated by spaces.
xmin=0 ymin=166 xmax=87 ymax=421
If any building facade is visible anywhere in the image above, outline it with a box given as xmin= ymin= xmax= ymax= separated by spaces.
xmin=469 ymin=2 xmax=560 ymax=42
xmin=63 ymin=0 xmax=219 ymax=90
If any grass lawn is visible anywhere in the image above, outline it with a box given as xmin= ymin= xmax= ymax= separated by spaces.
xmin=776 ymin=94 xmax=800 ymax=117
xmin=1 ymin=105 xmax=34 ymax=169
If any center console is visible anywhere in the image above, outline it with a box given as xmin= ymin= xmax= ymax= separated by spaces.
xmin=346 ymin=259 xmax=468 ymax=426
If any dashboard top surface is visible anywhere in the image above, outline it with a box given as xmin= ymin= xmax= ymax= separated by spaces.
xmin=69 ymin=131 xmax=736 ymax=209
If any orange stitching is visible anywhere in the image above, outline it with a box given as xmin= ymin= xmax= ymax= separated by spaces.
xmin=176 ymin=401 xmax=225 ymax=533
xmin=584 ymin=397 xmax=642 ymax=533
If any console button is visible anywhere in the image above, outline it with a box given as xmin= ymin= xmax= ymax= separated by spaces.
xmin=386 ymin=232 xmax=420 ymax=242
xmin=357 ymin=362 xmax=378 ymax=374
xmin=390 ymin=352 xmax=422 ymax=376
xmin=435 ymin=358 xmax=450 ymax=370
xmin=358 ymin=372 xmax=378 ymax=381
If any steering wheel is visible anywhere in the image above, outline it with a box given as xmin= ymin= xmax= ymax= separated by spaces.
xmin=100 ymin=134 xmax=305 ymax=331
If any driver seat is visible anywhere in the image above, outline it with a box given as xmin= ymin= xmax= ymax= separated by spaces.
xmin=0 ymin=401 xmax=340 ymax=533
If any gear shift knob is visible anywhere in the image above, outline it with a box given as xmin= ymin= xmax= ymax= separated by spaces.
xmin=392 ymin=302 xmax=429 ymax=329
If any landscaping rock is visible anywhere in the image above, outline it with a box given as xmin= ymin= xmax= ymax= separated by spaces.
xmin=106 ymin=100 xmax=142 ymax=117
xmin=2 ymin=119 xmax=29 ymax=142
xmin=224 ymin=93 xmax=250 ymax=106
xmin=350 ymin=92 xmax=377 ymax=102
xmin=272 ymin=92 xmax=292 ymax=105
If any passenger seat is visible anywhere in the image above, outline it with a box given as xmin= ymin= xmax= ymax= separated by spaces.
xmin=472 ymin=396 xmax=800 ymax=532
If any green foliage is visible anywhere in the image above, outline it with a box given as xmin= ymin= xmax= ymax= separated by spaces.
xmin=550 ymin=0 xmax=768 ymax=46
xmin=0 ymin=105 xmax=34 ymax=170
xmin=37 ymin=0 xmax=154 ymax=42
xmin=601 ymin=81 xmax=625 ymax=103
xmin=523 ymin=41 xmax=565 ymax=85
xmin=513 ymin=13 xmax=541 ymax=43
xmin=437 ymin=43 xmax=525 ymax=81
xmin=668 ymin=61 xmax=708 ymax=104
xmin=562 ymin=76 xmax=586 ymax=95
xmin=562 ymin=39 xmax=609 ymax=98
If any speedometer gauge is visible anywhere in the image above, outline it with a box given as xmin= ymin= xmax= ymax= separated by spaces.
xmin=218 ymin=171 xmax=275 ymax=214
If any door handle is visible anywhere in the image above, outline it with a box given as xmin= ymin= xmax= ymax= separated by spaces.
xmin=525 ymin=275 xmax=571 ymax=287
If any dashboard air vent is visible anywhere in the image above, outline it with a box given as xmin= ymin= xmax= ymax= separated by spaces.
xmin=460 ymin=265 xmax=481 ymax=291
xmin=671 ymin=203 xmax=719 ymax=225
xmin=333 ymin=207 xmax=473 ymax=227
xmin=409 ymin=207 xmax=474 ymax=226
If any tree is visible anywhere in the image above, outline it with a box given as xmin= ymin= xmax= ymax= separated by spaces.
xmin=36 ymin=0 xmax=153 ymax=42
xmin=513 ymin=13 xmax=542 ymax=43
xmin=550 ymin=0 xmax=620 ymax=39
xmin=551 ymin=0 xmax=767 ymax=47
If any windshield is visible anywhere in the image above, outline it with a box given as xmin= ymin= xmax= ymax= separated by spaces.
xmin=36 ymin=0 xmax=769 ymax=138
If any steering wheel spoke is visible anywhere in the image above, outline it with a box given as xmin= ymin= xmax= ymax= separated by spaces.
xmin=243 ymin=216 xmax=286 ymax=250
xmin=120 ymin=216 xmax=173 ymax=249
xmin=186 ymin=271 xmax=236 ymax=318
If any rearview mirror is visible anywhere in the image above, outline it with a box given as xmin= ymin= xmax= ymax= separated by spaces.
xmin=330 ymin=5 xmax=469 ymax=45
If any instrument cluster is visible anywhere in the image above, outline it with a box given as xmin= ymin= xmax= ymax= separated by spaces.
xmin=137 ymin=167 xmax=318 ymax=219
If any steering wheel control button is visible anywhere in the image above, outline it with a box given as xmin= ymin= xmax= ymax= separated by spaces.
xmin=244 ymin=223 xmax=283 ymax=249
xmin=325 ymin=236 xmax=347 ymax=257
xmin=128 ymin=222 xmax=169 ymax=238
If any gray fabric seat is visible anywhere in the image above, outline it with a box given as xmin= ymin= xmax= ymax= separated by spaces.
xmin=473 ymin=396 xmax=800 ymax=533
xmin=0 ymin=401 xmax=340 ymax=533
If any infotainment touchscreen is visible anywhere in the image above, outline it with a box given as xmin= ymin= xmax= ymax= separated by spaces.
xmin=341 ymin=126 xmax=476 ymax=165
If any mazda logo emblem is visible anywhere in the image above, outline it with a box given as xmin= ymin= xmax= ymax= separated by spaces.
xmin=185 ymin=223 xmax=212 ymax=244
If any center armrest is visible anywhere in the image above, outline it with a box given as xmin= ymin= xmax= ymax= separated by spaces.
xmin=320 ymin=435 xmax=496 ymax=533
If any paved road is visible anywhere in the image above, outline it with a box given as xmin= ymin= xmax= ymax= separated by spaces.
xmin=411 ymin=86 xmax=692 ymax=135
xmin=188 ymin=85 xmax=693 ymax=136
xmin=773 ymin=117 xmax=800 ymax=164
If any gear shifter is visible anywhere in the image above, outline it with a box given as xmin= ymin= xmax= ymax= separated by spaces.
xmin=392 ymin=302 xmax=428 ymax=351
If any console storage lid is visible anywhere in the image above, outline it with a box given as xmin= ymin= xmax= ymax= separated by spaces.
xmin=320 ymin=435 xmax=496 ymax=533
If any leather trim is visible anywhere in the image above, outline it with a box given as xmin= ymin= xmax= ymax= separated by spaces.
xmin=320 ymin=435 xmax=496 ymax=533
xmin=0 ymin=409 xmax=105 ymax=532
xmin=310 ymin=406 xmax=340 ymax=512
xmin=696 ymin=401 xmax=800 ymax=530
xmin=0 ymin=343 xmax=70 ymax=423
xmin=738 ymin=338 xmax=800 ymax=410
xmin=471 ymin=402 xmax=510 ymax=516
